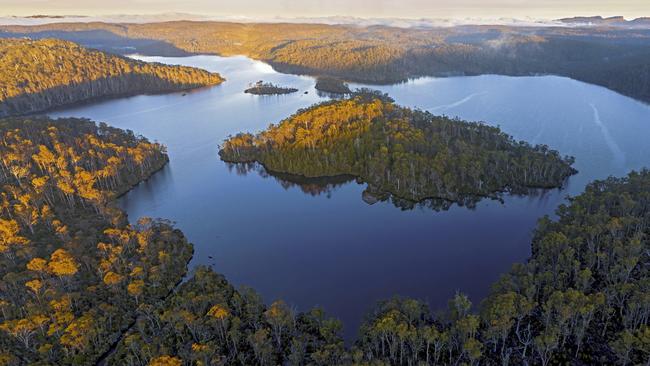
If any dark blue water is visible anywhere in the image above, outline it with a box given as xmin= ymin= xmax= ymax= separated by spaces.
xmin=50 ymin=55 xmax=650 ymax=339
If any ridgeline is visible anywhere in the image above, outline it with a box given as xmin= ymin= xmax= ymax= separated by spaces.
xmin=2 ymin=22 xmax=649 ymax=103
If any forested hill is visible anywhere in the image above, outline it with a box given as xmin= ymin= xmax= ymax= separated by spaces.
xmin=2 ymin=22 xmax=649 ymax=103
xmin=219 ymin=91 xmax=577 ymax=208
xmin=0 ymin=38 xmax=224 ymax=117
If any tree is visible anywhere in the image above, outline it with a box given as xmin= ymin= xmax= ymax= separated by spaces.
xmin=0 ymin=218 xmax=29 ymax=261
xmin=127 ymin=280 xmax=145 ymax=304
xmin=0 ymin=316 xmax=47 ymax=349
xmin=103 ymin=271 xmax=124 ymax=287
xmin=248 ymin=329 xmax=274 ymax=365
xmin=47 ymin=248 xmax=78 ymax=278
xmin=265 ymin=300 xmax=294 ymax=350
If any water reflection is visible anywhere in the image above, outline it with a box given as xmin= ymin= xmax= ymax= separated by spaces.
xmin=225 ymin=161 xmax=355 ymax=198
xmin=225 ymin=160 xmax=569 ymax=212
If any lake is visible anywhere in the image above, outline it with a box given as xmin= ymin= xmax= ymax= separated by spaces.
xmin=49 ymin=54 xmax=650 ymax=340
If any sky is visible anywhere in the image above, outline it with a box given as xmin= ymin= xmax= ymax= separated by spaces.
xmin=0 ymin=0 xmax=648 ymax=20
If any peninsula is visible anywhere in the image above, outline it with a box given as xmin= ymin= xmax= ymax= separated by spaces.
xmin=0 ymin=38 xmax=224 ymax=116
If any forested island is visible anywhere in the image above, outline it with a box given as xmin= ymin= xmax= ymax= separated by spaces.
xmin=2 ymin=21 xmax=650 ymax=103
xmin=0 ymin=38 xmax=224 ymax=117
xmin=244 ymin=81 xmax=298 ymax=95
xmin=219 ymin=91 xmax=577 ymax=208
xmin=315 ymin=77 xmax=352 ymax=95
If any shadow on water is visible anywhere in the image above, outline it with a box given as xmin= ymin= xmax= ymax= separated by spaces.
xmin=0 ymin=29 xmax=191 ymax=56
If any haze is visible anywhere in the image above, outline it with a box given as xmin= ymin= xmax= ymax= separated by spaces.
xmin=1 ymin=0 xmax=649 ymax=19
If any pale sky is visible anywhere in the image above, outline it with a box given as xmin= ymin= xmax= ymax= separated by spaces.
xmin=1 ymin=0 xmax=648 ymax=20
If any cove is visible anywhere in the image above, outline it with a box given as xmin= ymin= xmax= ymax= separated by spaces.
xmin=49 ymin=54 xmax=650 ymax=340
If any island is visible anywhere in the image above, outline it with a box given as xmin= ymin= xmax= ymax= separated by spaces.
xmin=219 ymin=90 xmax=577 ymax=208
xmin=244 ymin=81 xmax=298 ymax=95
xmin=315 ymin=76 xmax=352 ymax=95
xmin=0 ymin=38 xmax=224 ymax=117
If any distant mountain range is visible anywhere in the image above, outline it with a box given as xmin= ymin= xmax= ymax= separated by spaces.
xmin=1 ymin=13 xmax=648 ymax=29
xmin=558 ymin=16 xmax=650 ymax=28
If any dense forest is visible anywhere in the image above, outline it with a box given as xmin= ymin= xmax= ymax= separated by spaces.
xmin=99 ymin=170 xmax=650 ymax=365
xmin=355 ymin=170 xmax=650 ymax=365
xmin=0 ymin=38 xmax=224 ymax=117
xmin=107 ymin=266 xmax=347 ymax=365
xmin=2 ymin=22 xmax=649 ymax=103
xmin=0 ymin=117 xmax=193 ymax=364
xmin=219 ymin=91 xmax=577 ymax=207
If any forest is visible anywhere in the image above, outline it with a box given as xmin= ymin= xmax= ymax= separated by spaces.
xmin=0 ymin=22 xmax=648 ymax=366
xmin=1 ymin=22 xmax=649 ymax=103
xmin=0 ymin=117 xmax=193 ymax=365
xmin=0 ymin=38 xmax=224 ymax=117
xmin=219 ymin=91 xmax=577 ymax=208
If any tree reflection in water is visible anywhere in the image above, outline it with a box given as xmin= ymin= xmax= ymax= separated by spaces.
xmin=224 ymin=161 xmax=559 ymax=212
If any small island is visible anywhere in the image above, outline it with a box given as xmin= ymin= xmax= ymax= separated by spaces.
xmin=315 ymin=76 xmax=352 ymax=95
xmin=220 ymin=90 xmax=577 ymax=207
xmin=244 ymin=81 xmax=298 ymax=95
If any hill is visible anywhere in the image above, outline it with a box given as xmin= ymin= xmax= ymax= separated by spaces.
xmin=0 ymin=38 xmax=223 ymax=116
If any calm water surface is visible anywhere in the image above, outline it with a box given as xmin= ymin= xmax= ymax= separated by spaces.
xmin=50 ymin=55 xmax=650 ymax=339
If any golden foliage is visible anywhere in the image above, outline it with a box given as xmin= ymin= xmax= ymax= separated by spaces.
xmin=0 ymin=38 xmax=224 ymax=116
xmin=25 ymin=279 xmax=43 ymax=294
xmin=127 ymin=280 xmax=144 ymax=297
xmin=149 ymin=355 xmax=183 ymax=366
xmin=0 ymin=117 xmax=192 ymax=364
xmin=103 ymin=271 xmax=124 ymax=286
xmin=47 ymin=248 xmax=78 ymax=277
xmin=0 ymin=218 xmax=29 ymax=253
xmin=207 ymin=304 xmax=229 ymax=320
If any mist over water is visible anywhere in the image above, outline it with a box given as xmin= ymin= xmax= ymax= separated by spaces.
xmin=49 ymin=54 xmax=650 ymax=339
